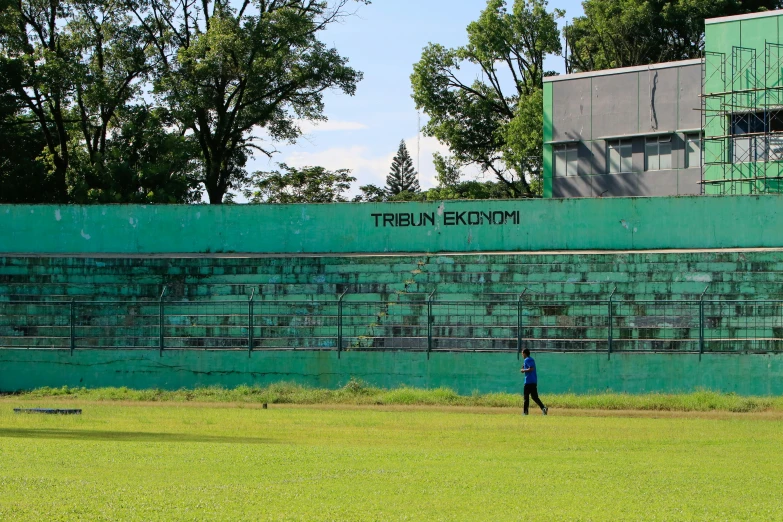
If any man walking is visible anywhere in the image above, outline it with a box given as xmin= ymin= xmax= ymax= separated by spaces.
xmin=520 ymin=348 xmax=548 ymax=416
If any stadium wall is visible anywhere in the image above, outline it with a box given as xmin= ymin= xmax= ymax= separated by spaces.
xmin=2 ymin=349 xmax=783 ymax=395
xmin=3 ymin=195 xmax=783 ymax=254
xmin=3 ymin=196 xmax=783 ymax=395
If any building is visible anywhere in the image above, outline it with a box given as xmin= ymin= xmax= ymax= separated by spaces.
xmin=542 ymin=9 xmax=783 ymax=198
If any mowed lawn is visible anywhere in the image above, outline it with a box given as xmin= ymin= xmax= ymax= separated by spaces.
xmin=1 ymin=402 xmax=782 ymax=521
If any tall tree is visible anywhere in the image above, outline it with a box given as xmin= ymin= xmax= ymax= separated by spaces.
xmin=244 ymin=164 xmax=355 ymax=203
xmin=0 ymin=0 xmax=198 ymax=203
xmin=0 ymin=59 xmax=53 ymax=202
xmin=1 ymin=0 xmax=78 ymax=201
xmin=386 ymin=140 xmax=419 ymax=195
xmin=566 ymin=0 xmax=782 ymax=72
xmin=132 ymin=0 xmax=368 ymax=204
xmin=66 ymin=0 xmax=154 ymax=197
xmin=411 ymin=0 xmax=562 ymax=197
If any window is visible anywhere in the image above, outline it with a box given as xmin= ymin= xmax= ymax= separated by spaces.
xmin=730 ymin=110 xmax=783 ymax=162
xmin=645 ymin=136 xmax=672 ymax=171
xmin=608 ymin=140 xmax=632 ymax=173
xmin=554 ymin=144 xmax=578 ymax=177
xmin=685 ymin=134 xmax=701 ymax=169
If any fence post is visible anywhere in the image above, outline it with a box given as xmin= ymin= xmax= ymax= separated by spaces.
xmin=159 ymin=286 xmax=167 ymax=357
xmin=427 ymin=291 xmax=435 ymax=359
xmin=337 ymin=289 xmax=348 ymax=358
xmin=517 ymin=290 xmax=527 ymax=360
xmin=699 ymin=285 xmax=709 ymax=360
xmin=608 ymin=287 xmax=616 ymax=360
xmin=69 ymin=300 xmax=75 ymax=355
xmin=248 ymin=288 xmax=256 ymax=357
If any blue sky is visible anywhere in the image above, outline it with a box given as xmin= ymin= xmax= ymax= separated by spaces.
xmin=248 ymin=0 xmax=585 ymax=196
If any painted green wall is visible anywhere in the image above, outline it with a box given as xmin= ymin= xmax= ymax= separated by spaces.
xmin=4 ymin=196 xmax=783 ymax=255
xmin=704 ymin=14 xmax=783 ymax=76
xmin=2 ymin=349 xmax=782 ymax=395
xmin=703 ymin=13 xmax=783 ymax=194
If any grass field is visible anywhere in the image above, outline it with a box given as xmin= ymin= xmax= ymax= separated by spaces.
xmin=2 ymin=398 xmax=783 ymax=521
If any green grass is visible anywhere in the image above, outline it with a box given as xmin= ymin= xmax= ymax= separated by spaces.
xmin=1 ymin=401 xmax=782 ymax=521
xmin=8 ymin=381 xmax=783 ymax=413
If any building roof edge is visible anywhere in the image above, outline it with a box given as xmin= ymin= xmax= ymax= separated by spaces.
xmin=705 ymin=9 xmax=783 ymax=25
xmin=543 ymin=59 xmax=704 ymax=83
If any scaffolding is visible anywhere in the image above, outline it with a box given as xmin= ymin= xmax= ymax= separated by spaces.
xmin=701 ymin=42 xmax=783 ymax=195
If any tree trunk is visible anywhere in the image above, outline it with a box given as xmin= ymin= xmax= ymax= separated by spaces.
xmin=205 ymin=163 xmax=226 ymax=204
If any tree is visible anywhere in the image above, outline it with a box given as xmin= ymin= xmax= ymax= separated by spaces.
xmin=132 ymin=0 xmax=368 ymax=204
xmin=0 ymin=0 xmax=199 ymax=203
xmin=352 ymin=184 xmax=387 ymax=202
xmin=386 ymin=140 xmax=419 ymax=196
xmin=244 ymin=164 xmax=355 ymax=203
xmin=66 ymin=0 xmax=154 ymax=197
xmin=433 ymin=152 xmax=461 ymax=188
xmin=79 ymin=106 xmax=202 ymax=203
xmin=425 ymin=180 xmax=508 ymax=200
xmin=566 ymin=0 xmax=782 ymax=72
xmin=411 ymin=0 xmax=562 ymax=198
xmin=0 ymin=53 xmax=54 ymax=202
xmin=1 ymin=0 xmax=79 ymax=201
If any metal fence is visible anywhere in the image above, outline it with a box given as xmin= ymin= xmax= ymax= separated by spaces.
xmin=2 ymin=293 xmax=783 ymax=355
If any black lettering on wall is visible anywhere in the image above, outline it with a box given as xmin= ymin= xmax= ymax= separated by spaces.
xmin=372 ymin=209 xmax=516 ymax=227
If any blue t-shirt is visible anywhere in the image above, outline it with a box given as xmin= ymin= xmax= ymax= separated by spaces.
xmin=523 ymin=356 xmax=537 ymax=384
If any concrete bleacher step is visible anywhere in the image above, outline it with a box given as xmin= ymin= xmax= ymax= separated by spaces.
xmin=4 ymin=251 xmax=783 ymax=352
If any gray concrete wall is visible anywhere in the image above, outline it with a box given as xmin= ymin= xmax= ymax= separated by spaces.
xmin=549 ymin=61 xmax=703 ymax=198
xmin=592 ymin=73 xmax=639 ymax=137
xmin=678 ymin=64 xmax=703 ymax=130
xmin=552 ymin=77 xmax=592 ymax=142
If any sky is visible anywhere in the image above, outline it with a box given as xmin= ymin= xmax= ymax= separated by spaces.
xmin=244 ymin=0 xmax=586 ymax=198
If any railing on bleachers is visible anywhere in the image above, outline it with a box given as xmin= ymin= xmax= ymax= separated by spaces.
xmin=2 ymin=291 xmax=783 ymax=355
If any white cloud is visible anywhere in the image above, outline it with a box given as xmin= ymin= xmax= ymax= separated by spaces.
xmin=281 ymin=135 xmax=484 ymax=195
xmin=284 ymin=145 xmax=391 ymax=191
xmin=296 ymin=120 xmax=369 ymax=133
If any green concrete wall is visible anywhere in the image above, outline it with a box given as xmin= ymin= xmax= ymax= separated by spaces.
xmin=704 ymin=13 xmax=783 ymax=78
xmin=2 ymin=349 xmax=783 ymax=395
xmin=4 ymin=196 xmax=783 ymax=254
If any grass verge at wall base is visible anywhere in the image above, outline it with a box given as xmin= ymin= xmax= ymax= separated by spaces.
xmin=5 ymin=382 xmax=782 ymax=413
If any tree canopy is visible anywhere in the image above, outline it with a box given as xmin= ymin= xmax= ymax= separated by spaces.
xmin=411 ymin=0 xmax=562 ymax=198
xmin=0 ymin=0 xmax=367 ymax=204
xmin=566 ymin=0 xmax=783 ymax=72
xmin=244 ymin=164 xmax=356 ymax=204
xmin=133 ymin=0 xmax=367 ymax=204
